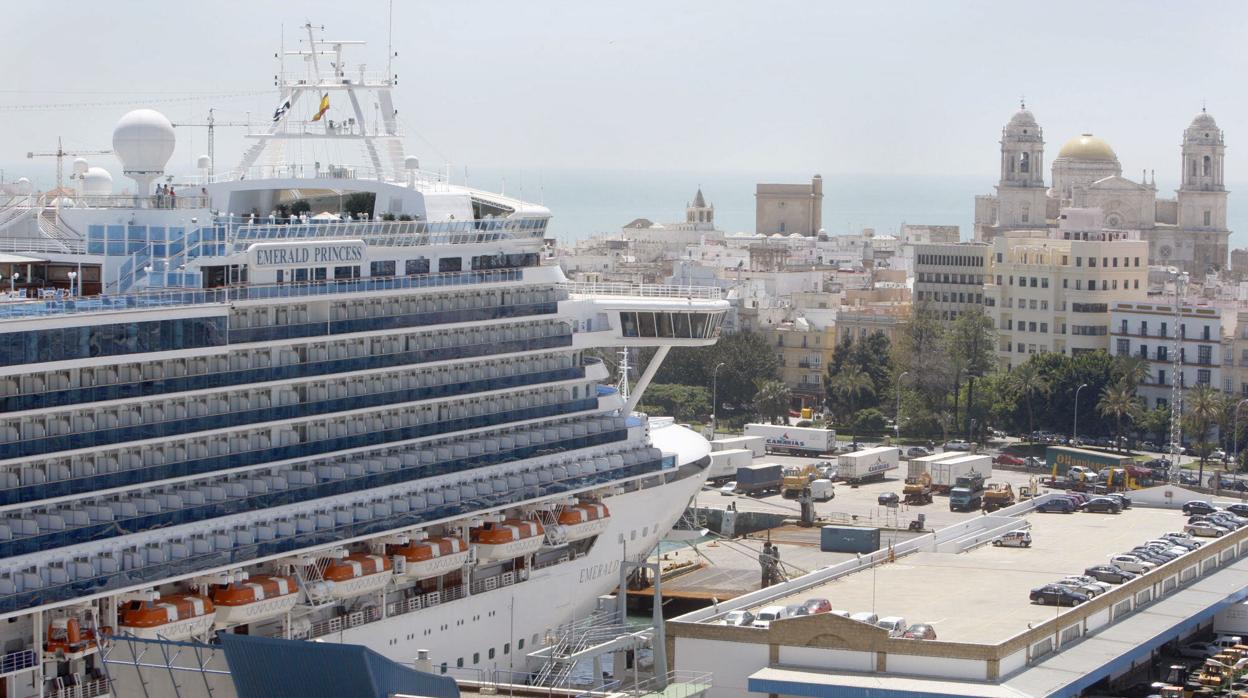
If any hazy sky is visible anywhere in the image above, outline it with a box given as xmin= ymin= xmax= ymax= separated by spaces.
xmin=1 ymin=1 xmax=1245 ymax=188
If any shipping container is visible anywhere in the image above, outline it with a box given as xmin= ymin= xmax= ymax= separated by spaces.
xmin=707 ymin=448 xmax=754 ymax=481
xmin=837 ymin=447 xmax=900 ymax=484
xmin=712 ymin=436 xmax=766 ymax=458
xmin=820 ymin=525 xmax=881 ymax=553
xmin=744 ymin=424 xmax=835 ymax=456
xmin=929 ymin=454 xmax=992 ymax=494
xmin=907 ymin=452 xmax=963 ymax=480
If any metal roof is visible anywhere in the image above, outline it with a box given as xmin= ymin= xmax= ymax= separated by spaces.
xmin=749 ymin=665 xmax=1031 ymax=698
xmin=220 ymin=633 xmax=460 ymax=698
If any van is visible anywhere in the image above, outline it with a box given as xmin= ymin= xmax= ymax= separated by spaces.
xmin=877 ymin=616 xmax=907 ymax=637
xmin=753 ymin=605 xmax=787 ymax=629
xmin=993 ymin=530 xmax=1032 ymax=548
xmin=849 ymin=611 xmax=878 ymax=625
xmin=1214 ymin=634 xmax=1244 ymax=651
xmin=809 ymin=479 xmax=835 ymax=502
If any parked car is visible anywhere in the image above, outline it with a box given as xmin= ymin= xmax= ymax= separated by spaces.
xmin=1104 ymin=493 xmax=1132 ymax=509
xmin=802 ymin=598 xmax=832 ymax=615
xmin=878 ymin=492 xmax=900 ymax=506
xmin=906 ymin=446 xmax=932 ymax=458
xmin=1063 ymin=492 xmax=1090 ymax=505
xmin=753 ymin=605 xmax=787 ymax=628
xmin=1037 ymin=498 xmax=1075 ymax=513
xmin=1082 ymin=497 xmax=1123 ymax=514
xmin=1060 ymin=575 xmax=1114 ymax=594
xmin=993 ymin=530 xmax=1032 ymax=548
xmin=1024 ymin=456 xmax=1046 ymax=470
xmin=1084 ymin=565 xmax=1137 ymax=584
xmin=785 ymin=604 xmax=807 ymax=617
xmin=723 ymin=609 xmax=755 ymax=626
xmin=1225 ymin=503 xmax=1248 ymax=518
xmin=1068 ymin=465 xmax=1099 ymax=480
xmin=1209 ymin=511 xmax=1248 ymax=528
xmin=876 ymin=616 xmax=907 ymax=637
xmin=1131 ymin=546 xmax=1177 ymax=562
xmin=1180 ymin=472 xmax=1201 ymax=486
xmin=1161 ymin=532 xmax=1203 ymax=549
xmin=1054 ymin=579 xmax=1106 ymax=598
xmin=901 ymin=623 xmax=937 ymax=640
xmin=942 ymin=441 xmax=972 ymax=452
xmin=1183 ymin=500 xmax=1219 ymax=515
xmin=720 ymin=481 xmax=737 ymax=496
xmin=1030 ymin=584 xmax=1088 ymax=606
xmin=1146 ymin=538 xmax=1196 ymax=553
xmin=1185 ymin=521 xmax=1230 ymax=538
xmin=1212 ymin=449 xmax=1228 ymax=462
xmin=993 ymin=453 xmax=1025 ymax=466
xmin=1109 ymin=554 xmax=1156 ymax=573
xmin=849 ymin=611 xmax=878 ymax=625
xmin=1178 ymin=641 xmax=1223 ymax=659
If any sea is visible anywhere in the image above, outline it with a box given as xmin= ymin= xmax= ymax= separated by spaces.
xmin=465 ymin=168 xmax=1248 ymax=251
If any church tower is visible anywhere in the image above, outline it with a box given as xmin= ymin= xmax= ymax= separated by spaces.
xmin=994 ymin=102 xmax=1049 ymax=231
xmin=686 ymin=187 xmax=714 ymax=227
xmin=1177 ymin=109 xmax=1230 ymax=270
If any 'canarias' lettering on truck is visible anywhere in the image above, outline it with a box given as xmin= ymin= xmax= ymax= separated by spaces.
xmin=765 ymin=433 xmax=808 ymax=448
xmin=867 ymin=458 xmax=891 ymax=473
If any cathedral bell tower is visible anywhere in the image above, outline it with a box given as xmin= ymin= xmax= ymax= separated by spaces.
xmin=686 ymin=187 xmax=714 ymax=227
xmin=994 ymin=102 xmax=1048 ymax=230
xmin=1178 ymin=109 xmax=1227 ymax=230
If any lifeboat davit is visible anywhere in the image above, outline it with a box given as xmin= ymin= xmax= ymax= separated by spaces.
xmin=388 ymin=536 xmax=470 ymax=580
xmin=43 ymin=618 xmax=109 ymax=660
xmin=118 ymin=593 xmax=215 ymax=640
xmin=558 ymin=503 xmax=611 ymax=542
xmin=210 ymin=574 xmax=299 ymax=628
xmin=321 ymin=553 xmax=392 ymax=599
xmin=471 ymin=519 xmax=544 ymax=561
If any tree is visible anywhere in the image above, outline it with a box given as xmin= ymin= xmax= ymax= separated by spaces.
xmin=951 ymin=308 xmax=996 ymax=440
xmin=1112 ymin=355 xmax=1152 ymax=392
xmin=852 ymin=408 xmax=888 ymax=435
xmin=752 ymin=379 xmax=792 ymax=425
xmin=645 ymin=330 xmax=780 ymax=417
xmin=1138 ymin=405 xmax=1172 ymax=446
xmin=1184 ymin=384 xmax=1223 ymax=487
xmin=637 ymin=384 xmax=711 ymax=423
xmin=1097 ymin=381 xmax=1142 ymax=451
xmin=828 ymin=364 xmax=875 ymax=443
xmin=826 ymin=332 xmax=891 ymax=415
xmin=894 ymin=304 xmax=950 ymax=434
xmin=1010 ymin=360 xmax=1050 ymax=441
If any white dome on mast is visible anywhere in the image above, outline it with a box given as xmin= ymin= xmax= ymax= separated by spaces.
xmin=112 ymin=109 xmax=175 ymax=194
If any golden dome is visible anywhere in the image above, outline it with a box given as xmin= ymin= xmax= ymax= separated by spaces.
xmin=1057 ymin=133 xmax=1118 ymax=162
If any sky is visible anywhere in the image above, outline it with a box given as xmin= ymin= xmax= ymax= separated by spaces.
xmin=0 ymin=1 xmax=1245 ymax=203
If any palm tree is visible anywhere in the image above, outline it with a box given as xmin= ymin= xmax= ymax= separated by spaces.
xmin=1097 ymin=381 xmax=1142 ymax=452
xmin=1184 ymin=384 xmax=1223 ymax=487
xmin=752 ymin=379 xmax=792 ymax=425
xmin=828 ymin=365 xmax=875 ymax=444
xmin=1113 ymin=355 xmax=1152 ymax=393
xmin=1010 ymin=361 xmax=1049 ymax=442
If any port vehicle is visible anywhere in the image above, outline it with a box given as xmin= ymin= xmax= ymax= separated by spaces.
xmin=1030 ymin=585 xmax=1088 ymax=606
xmin=753 ymin=605 xmax=788 ymax=628
xmin=745 ymin=424 xmax=836 ymax=456
xmin=1083 ymin=565 xmax=1137 ymax=584
xmin=735 ymin=464 xmax=785 ymax=496
xmin=993 ymin=453 xmax=1025 ymax=466
xmin=807 ymin=479 xmax=835 ymax=502
xmin=1081 ymin=497 xmax=1122 ymax=514
xmin=942 ymin=441 xmax=972 ymax=452
xmin=878 ymin=492 xmax=900 ymax=506
xmin=707 ymin=448 xmax=754 ymax=481
xmin=901 ymin=623 xmax=937 ymax=640
xmin=993 ymin=530 xmax=1032 ymax=548
xmin=802 ymin=598 xmax=832 ymax=615
xmin=1053 ymin=579 xmax=1106 ymax=598
xmin=849 ymin=612 xmax=879 ymax=625
xmin=723 ymin=610 xmax=755 ymax=627
xmin=1036 ymin=497 xmax=1076 ymax=513
xmin=906 ymin=446 xmax=933 ymax=458
xmin=1186 ymin=521 xmax=1230 ymax=537
xmin=1109 ymin=554 xmax=1156 ymax=573
xmin=949 ymin=472 xmax=987 ymax=512
xmin=902 ymin=472 xmax=933 ymax=505
xmin=781 ymin=463 xmax=822 ymax=498
xmin=1183 ymin=500 xmax=1219 ymax=515
xmin=930 ymin=455 xmax=992 ymax=494
xmin=838 ymin=447 xmax=901 ymax=484
xmin=981 ymin=483 xmax=1016 ymax=512
xmin=720 ymin=481 xmax=738 ymax=495
xmin=876 ymin=616 xmax=907 ymax=637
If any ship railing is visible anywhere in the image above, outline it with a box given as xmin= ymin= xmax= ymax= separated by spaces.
xmin=44 ymin=677 xmax=111 ymax=698
xmin=227 ymin=217 xmax=548 ymax=247
xmin=301 ymin=584 xmax=471 ymax=640
xmin=557 ymin=282 xmax=722 ymax=300
xmin=632 ymin=671 xmax=713 ymax=698
xmin=447 ymin=667 xmax=623 ymax=696
xmin=0 ymin=648 xmax=36 ymax=676
xmin=0 ymin=236 xmax=82 ymax=254
xmin=61 ymin=195 xmax=210 ymax=210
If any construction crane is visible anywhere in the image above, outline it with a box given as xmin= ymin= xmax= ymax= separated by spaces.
xmin=26 ymin=137 xmax=111 ymax=191
xmin=171 ymin=108 xmax=251 ymax=178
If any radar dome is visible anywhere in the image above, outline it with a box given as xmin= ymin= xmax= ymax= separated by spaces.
xmin=14 ymin=178 xmax=31 ymax=195
xmin=72 ymin=158 xmax=89 ymax=176
xmin=112 ymin=109 xmax=175 ymax=177
xmin=404 ymin=156 xmax=420 ymax=170
xmin=196 ymin=155 xmax=211 ymax=170
xmin=82 ymin=167 xmax=113 ymax=196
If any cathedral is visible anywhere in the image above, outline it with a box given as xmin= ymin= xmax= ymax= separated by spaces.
xmin=974 ymin=104 xmax=1230 ymax=273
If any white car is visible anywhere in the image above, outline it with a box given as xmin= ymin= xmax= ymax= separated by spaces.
xmin=1068 ymin=465 xmax=1098 ymax=480
xmin=1185 ymin=521 xmax=1230 ymax=538
xmin=1059 ymin=575 xmax=1113 ymax=595
xmin=753 ymin=605 xmax=787 ymax=628
xmin=722 ymin=610 xmax=755 ymax=627
xmin=1109 ymin=554 xmax=1156 ymax=573
xmin=720 ymin=481 xmax=737 ymax=496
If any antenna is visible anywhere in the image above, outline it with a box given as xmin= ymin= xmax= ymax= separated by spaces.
xmin=387 ymin=0 xmax=395 ymax=82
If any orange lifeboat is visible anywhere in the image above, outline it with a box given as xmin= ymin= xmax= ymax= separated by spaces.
xmin=210 ymin=574 xmax=299 ymax=628
xmin=387 ymin=536 xmax=470 ymax=580
xmin=320 ymin=553 xmax=393 ymax=599
xmin=43 ymin=618 xmax=109 ymax=660
xmin=471 ymin=519 xmax=544 ymax=561
xmin=557 ymin=503 xmax=611 ymax=542
xmin=118 ymin=593 xmax=215 ymax=640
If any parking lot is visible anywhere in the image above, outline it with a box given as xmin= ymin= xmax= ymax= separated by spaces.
xmin=747 ymin=505 xmax=1190 ymax=643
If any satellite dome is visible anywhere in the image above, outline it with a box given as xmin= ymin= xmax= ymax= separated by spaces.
xmin=72 ymin=158 xmax=89 ymax=176
xmin=82 ymin=167 xmax=113 ymax=196
xmin=14 ymin=178 xmax=31 ymax=195
xmin=404 ymin=156 xmax=420 ymax=170
xmin=112 ymin=109 xmax=175 ymax=176
xmin=196 ymin=155 xmax=211 ymax=170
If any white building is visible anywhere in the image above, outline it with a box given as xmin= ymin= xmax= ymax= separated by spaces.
xmin=1110 ymin=301 xmax=1227 ymax=409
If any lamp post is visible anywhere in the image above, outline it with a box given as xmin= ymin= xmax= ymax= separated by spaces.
xmin=712 ymin=362 xmax=725 ymax=437
xmin=67 ymin=271 xmax=77 ymax=297
xmin=10 ymin=271 xmax=18 ymax=294
xmin=1235 ymin=399 xmax=1248 ymax=473
xmin=1073 ymin=383 xmax=1089 ymax=446
xmin=895 ymin=371 xmax=910 ymax=443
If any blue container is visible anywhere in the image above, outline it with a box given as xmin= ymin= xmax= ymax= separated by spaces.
xmin=820 ymin=525 xmax=881 ymax=553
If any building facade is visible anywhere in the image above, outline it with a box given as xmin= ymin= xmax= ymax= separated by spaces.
xmin=765 ymin=320 xmax=834 ymax=408
xmin=755 ymin=175 xmax=823 ymax=236
xmin=913 ymin=242 xmax=988 ymax=321
xmin=1109 ymin=301 xmax=1225 ymax=410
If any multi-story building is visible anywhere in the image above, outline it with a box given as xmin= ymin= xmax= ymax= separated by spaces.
xmin=755 ymin=175 xmax=823 ymax=236
xmin=984 ymin=210 xmax=1149 ymax=368
xmin=1109 ymin=301 xmax=1226 ymax=409
xmin=765 ymin=320 xmax=833 ymax=408
xmin=913 ymin=242 xmax=988 ymax=320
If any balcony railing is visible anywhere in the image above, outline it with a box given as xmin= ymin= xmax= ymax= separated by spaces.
xmin=558 ymin=281 xmax=721 ymax=300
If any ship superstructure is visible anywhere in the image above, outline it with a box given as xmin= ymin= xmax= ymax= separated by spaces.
xmin=0 ymin=25 xmax=726 ymax=698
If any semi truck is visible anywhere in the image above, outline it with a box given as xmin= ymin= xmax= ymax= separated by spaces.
xmin=712 ymin=436 xmax=766 ymax=458
xmin=707 ymin=448 xmax=754 ymax=482
xmin=906 ymin=452 xmax=963 ymax=482
xmin=949 ymin=472 xmax=987 ymax=512
xmin=837 ymin=446 xmax=900 ymax=484
xmin=734 ymin=463 xmax=784 ymax=496
xmin=929 ymin=454 xmax=992 ymax=495
xmin=744 ymin=424 xmax=836 ymax=456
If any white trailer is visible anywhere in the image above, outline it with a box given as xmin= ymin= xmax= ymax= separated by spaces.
xmin=711 ymin=436 xmax=766 ymax=458
xmin=707 ymin=448 xmax=754 ymax=481
xmin=743 ymin=424 xmax=835 ymax=456
xmin=1215 ymin=601 xmax=1248 ymax=636
xmin=837 ymin=446 xmax=900 ymax=484
xmin=907 ymin=452 xmax=963 ymax=480
xmin=929 ymin=454 xmax=993 ymax=494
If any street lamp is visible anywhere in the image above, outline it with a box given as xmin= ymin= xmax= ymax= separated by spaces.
xmin=67 ymin=271 xmax=77 ymax=297
xmin=712 ymin=362 xmax=726 ymax=437
xmin=9 ymin=271 xmax=18 ymax=295
xmin=895 ymin=371 xmax=910 ymax=443
xmin=1073 ymin=383 xmax=1089 ymax=446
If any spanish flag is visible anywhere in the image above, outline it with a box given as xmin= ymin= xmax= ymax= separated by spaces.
xmin=312 ymin=93 xmax=330 ymax=122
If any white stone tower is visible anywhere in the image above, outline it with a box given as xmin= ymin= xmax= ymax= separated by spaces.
xmin=1178 ymin=109 xmax=1227 ymax=230
xmin=995 ymin=102 xmax=1049 ymax=229
xmin=686 ymin=187 xmax=714 ymax=226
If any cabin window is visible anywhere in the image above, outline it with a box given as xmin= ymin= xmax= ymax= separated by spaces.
xmin=370 ymin=261 xmax=396 ymax=277
xmin=438 ymin=257 xmax=463 ymax=273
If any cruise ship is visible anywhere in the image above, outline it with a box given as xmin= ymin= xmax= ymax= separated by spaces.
xmin=0 ymin=25 xmax=726 ymax=698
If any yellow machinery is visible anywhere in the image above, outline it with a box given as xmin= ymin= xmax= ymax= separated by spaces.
xmin=982 ymin=483 xmax=1016 ymax=512
xmin=781 ymin=464 xmax=820 ymax=498
xmin=902 ymin=472 xmax=932 ymax=505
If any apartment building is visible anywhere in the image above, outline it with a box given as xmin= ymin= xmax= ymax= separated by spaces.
xmin=913 ymin=242 xmax=989 ymax=320
xmin=765 ymin=319 xmax=835 ymax=408
xmin=1109 ymin=301 xmax=1225 ymax=409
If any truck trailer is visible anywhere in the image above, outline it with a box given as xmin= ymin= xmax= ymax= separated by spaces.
xmin=707 ymin=448 xmax=754 ymax=482
xmin=837 ymin=446 xmax=900 ymax=484
xmin=907 ymin=452 xmax=964 ymax=481
xmin=743 ymin=424 xmax=836 ymax=456
xmin=929 ymin=454 xmax=992 ymax=495
xmin=734 ymin=463 xmax=784 ymax=496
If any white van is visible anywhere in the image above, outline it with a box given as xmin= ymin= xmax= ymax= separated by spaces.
xmin=877 ymin=616 xmax=907 ymax=637
xmin=809 ymin=479 xmax=835 ymax=502
xmin=753 ymin=605 xmax=788 ymax=629
xmin=849 ymin=611 xmax=878 ymax=625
